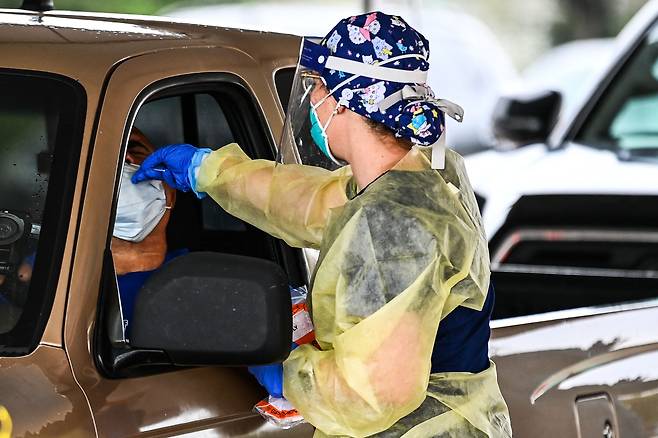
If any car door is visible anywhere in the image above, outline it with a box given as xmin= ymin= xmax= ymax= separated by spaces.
xmin=64 ymin=42 xmax=315 ymax=437
xmin=490 ymin=271 xmax=658 ymax=437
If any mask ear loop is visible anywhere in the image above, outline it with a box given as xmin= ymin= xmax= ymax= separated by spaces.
xmin=299 ymin=84 xmax=313 ymax=106
xmin=312 ymin=92 xmax=346 ymax=166
xmin=322 ymin=101 xmax=341 ymax=131
xmin=312 ymin=90 xmax=341 ymax=131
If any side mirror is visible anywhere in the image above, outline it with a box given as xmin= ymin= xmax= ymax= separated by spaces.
xmin=130 ymin=252 xmax=292 ymax=366
xmin=492 ymin=90 xmax=562 ymax=150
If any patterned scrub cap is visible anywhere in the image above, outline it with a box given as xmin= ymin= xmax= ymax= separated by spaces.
xmin=300 ymin=11 xmax=463 ymax=147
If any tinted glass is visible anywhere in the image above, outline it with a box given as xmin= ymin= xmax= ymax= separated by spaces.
xmin=275 ymin=67 xmax=295 ymax=110
xmin=0 ymin=71 xmax=84 ymax=353
xmin=196 ymin=93 xmax=234 ymax=148
xmin=134 ymin=96 xmax=184 ymax=148
xmin=578 ymin=21 xmax=658 ymax=160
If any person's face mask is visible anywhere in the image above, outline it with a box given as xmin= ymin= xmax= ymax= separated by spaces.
xmin=113 ymin=163 xmax=169 ymax=242
xmin=309 ymin=84 xmax=344 ymax=166
xmin=309 ymin=102 xmax=333 ymax=159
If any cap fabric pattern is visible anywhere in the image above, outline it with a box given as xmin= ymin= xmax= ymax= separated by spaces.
xmin=317 ymin=11 xmax=446 ymax=146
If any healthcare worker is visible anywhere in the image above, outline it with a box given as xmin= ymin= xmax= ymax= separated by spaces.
xmin=133 ymin=12 xmax=512 ymax=438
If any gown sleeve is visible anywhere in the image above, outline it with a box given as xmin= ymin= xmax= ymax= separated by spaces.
xmin=195 ymin=143 xmax=352 ymax=249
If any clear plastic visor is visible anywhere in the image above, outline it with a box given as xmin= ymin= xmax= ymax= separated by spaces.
xmin=277 ymin=47 xmax=341 ymax=170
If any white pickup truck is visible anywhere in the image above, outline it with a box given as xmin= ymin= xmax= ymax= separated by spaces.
xmin=466 ymin=0 xmax=658 ymax=276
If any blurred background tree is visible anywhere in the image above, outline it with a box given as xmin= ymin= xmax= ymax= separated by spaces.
xmin=551 ymin=0 xmax=646 ymax=44
xmin=0 ymin=0 xmax=224 ymax=14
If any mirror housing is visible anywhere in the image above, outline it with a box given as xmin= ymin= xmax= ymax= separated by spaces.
xmin=492 ymin=90 xmax=562 ymax=150
xmin=130 ymin=252 xmax=292 ymax=366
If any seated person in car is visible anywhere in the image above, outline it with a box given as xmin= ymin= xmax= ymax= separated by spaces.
xmin=112 ymin=128 xmax=184 ymax=332
xmin=112 ymin=127 xmax=177 ymax=275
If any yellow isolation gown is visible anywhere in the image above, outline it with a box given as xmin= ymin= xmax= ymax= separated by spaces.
xmin=196 ymin=143 xmax=512 ymax=437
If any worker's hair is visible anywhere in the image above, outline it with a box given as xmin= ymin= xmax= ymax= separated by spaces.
xmin=363 ymin=117 xmax=413 ymax=150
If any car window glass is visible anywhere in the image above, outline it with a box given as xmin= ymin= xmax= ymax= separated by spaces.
xmin=578 ymin=21 xmax=658 ymax=158
xmin=196 ymin=94 xmax=246 ymax=231
xmin=134 ymin=96 xmax=184 ymax=148
xmin=275 ymin=67 xmax=295 ymax=110
xmin=196 ymin=93 xmax=234 ymax=148
xmin=0 ymin=72 xmax=84 ymax=351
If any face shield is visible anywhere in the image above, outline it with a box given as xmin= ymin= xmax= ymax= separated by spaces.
xmin=277 ymin=38 xmax=344 ymax=171
xmin=277 ymin=38 xmax=466 ymax=171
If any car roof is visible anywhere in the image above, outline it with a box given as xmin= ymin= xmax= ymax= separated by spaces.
xmin=0 ymin=9 xmax=300 ymax=87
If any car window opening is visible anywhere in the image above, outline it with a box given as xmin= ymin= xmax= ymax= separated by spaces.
xmin=0 ymin=70 xmax=85 ymax=355
xmin=96 ymin=78 xmax=305 ymax=377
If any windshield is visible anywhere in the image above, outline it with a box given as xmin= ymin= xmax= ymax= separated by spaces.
xmin=577 ymin=21 xmax=658 ymax=159
xmin=0 ymin=71 xmax=85 ymax=355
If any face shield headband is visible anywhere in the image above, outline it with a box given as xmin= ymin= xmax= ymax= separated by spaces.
xmin=277 ymin=39 xmax=464 ymax=170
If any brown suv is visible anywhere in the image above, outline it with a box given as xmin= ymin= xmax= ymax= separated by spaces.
xmin=0 ymin=5 xmax=313 ymax=437
xmin=1 ymin=4 xmax=658 ymax=438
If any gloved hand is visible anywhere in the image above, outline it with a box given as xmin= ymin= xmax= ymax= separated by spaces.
xmin=131 ymin=144 xmax=211 ymax=195
xmin=248 ymin=363 xmax=283 ymax=398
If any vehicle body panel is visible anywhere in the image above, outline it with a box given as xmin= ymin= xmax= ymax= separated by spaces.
xmin=491 ymin=304 xmax=658 ymax=437
xmin=0 ymin=345 xmax=96 ymax=437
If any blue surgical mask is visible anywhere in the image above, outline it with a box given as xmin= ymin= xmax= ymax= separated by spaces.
xmin=309 ymin=98 xmax=344 ymax=166
xmin=113 ymin=163 xmax=169 ymax=242
xmin=310 ymin=104 xmax=331 ymax=158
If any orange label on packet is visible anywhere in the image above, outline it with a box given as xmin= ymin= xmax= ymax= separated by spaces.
xmin=292 ymin=302 xmax=315 ymax=345
xmin=255 ymin=398 xmax=300 ymax=419
xmin=254 ymin=396 xmax=305 ymax=429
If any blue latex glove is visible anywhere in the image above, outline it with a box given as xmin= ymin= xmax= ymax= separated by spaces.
xmin=131 ymin=144 xmax=211 ymax=196
xmin=248 ymin=364 xmax=283 ymax=398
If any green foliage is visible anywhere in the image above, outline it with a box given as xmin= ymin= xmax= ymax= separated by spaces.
xmin=550 ymin=0 xmax=647 ymax=45
xmin=0 ymin=0 xmax=235 ymax=15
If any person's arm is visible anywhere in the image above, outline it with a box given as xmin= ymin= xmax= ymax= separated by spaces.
xmin=196 ymin=143 xmax=352 ymax=249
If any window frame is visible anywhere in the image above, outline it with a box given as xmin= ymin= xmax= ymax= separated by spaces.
xmin=491 ymin=257 xmax=658 ymax=328
xmin=0 ymin=69 xmax=86 ymax=356
xmin=94 ymin=72 xmax=304 ymax=378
